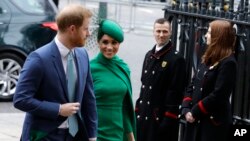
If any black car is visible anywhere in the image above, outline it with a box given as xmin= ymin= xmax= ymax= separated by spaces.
xmin=0 ymin=0 xmax=58 ymax=100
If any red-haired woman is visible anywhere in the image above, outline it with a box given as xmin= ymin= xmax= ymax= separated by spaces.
xmin=181 ymin=20 xmax=237 ymax=141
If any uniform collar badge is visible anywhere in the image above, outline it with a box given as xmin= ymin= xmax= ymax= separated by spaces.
xmin=162 ymin=61 xmax=168 ymax=68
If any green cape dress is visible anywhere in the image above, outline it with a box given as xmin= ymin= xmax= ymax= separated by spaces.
xmin=90 ymin=53 xmax=136 ymax=141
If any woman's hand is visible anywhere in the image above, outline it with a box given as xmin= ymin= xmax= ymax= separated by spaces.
xmin=127 ymin=132 xmax=135 ymax=141
xmin=185 ymin=112 xmax=195 ymax=123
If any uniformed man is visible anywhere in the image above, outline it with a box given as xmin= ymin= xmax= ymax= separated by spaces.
xmin=135 ymin=18 xmax=186 ymax=141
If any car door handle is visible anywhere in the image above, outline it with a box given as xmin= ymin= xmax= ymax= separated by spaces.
xmin=0 ymin=22 xmax=4 ymax=25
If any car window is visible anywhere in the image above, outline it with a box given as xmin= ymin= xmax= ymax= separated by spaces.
xmin=0 ymin=1 xmax=10 ymax=15
xmin=10 ymin=0 xmax=55 ymax=15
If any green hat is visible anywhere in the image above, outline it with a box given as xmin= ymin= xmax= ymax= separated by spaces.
xmin=98 ymin=19 xmax=124 ymax=43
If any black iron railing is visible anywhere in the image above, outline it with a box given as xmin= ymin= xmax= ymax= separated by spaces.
xmin=164 ymin=0 xmax=250 ymax=126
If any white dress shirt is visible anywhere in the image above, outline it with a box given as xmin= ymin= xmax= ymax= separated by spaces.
xmin=155 ymin=41 xmax=169 ymax=53
xmin=55 ymin=37 xmax=96 ymax=141
xmin=55 ymin=36 xmax=71 ymax=129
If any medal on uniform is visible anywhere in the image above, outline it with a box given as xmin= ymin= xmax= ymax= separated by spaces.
xmin=162 ymin=61 xmax=167 ymax=68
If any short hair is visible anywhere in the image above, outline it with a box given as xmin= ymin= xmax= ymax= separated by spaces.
xmin=154 ymin=18 xmax=169 ymax=24
xmin=56 ymin=4 xmax=92 ymax=32
xmin=154 ymin=18 xmax=171 ymax=30
xmin=202 ymin=20 xmax=236 ymax=65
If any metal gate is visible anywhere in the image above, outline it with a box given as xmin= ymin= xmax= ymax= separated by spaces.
xmin=164 ymin=0 xmax=250 ymax=130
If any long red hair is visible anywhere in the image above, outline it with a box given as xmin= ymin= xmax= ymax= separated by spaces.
xmin=202 ymin=20 xmax=236 ymax=65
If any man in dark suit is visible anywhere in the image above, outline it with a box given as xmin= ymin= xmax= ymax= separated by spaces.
xmin=13 ymin=4 xmax=97 ymax=141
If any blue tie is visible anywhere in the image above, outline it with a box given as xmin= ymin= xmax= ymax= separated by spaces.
xmin=66 ymin=51 xmax=78 ymax=137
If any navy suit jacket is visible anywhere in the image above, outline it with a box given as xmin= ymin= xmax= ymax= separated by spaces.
xmin=13 ymin=41 xmax=97 ymax=141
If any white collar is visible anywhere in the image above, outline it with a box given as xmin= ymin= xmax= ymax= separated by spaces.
xmin=55 ymin=36 xmax=73 ymax=59
xmin=155 ymin=41 xmax=169 ymax=53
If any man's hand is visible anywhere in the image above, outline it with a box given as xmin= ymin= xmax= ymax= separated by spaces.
xmin=59 ymin=102 xmax=80 ymax=117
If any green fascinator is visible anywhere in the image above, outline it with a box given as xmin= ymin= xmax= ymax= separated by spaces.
xmin=98 ymin=19 xmax=124 ymax=43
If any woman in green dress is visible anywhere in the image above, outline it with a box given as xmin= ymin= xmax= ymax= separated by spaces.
xmin=90 ymin=19 xmax=136 ymax=141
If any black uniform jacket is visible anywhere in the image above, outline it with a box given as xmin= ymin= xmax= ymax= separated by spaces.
xmin=135 ymin=41 xmax=186 ymax=141
xmin=182 ymin=55 xmax=237 ymax=125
